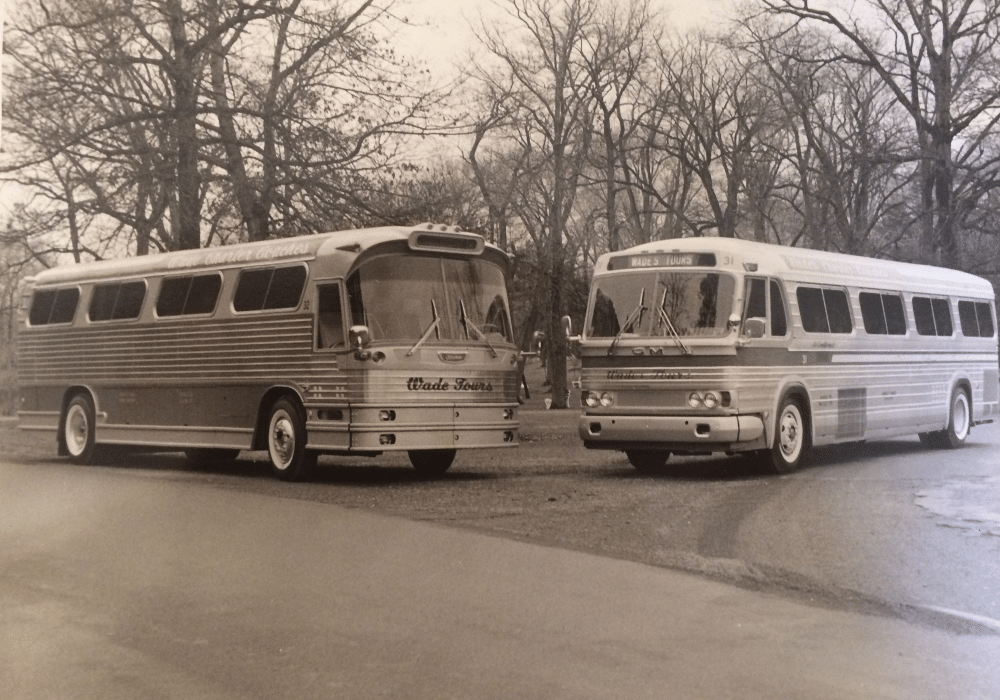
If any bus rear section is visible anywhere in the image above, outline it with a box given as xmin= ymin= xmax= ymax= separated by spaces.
xmin=17 ymin=225 xmax=520 ymax=481
xmin=571 ymin=238 xmax=999 ymax=474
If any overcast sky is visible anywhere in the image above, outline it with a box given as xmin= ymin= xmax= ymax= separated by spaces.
xmin=397 ymin=0 xmax=731 ymax=74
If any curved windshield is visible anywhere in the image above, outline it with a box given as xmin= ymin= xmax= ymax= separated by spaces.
xmin=587 ymin=271 xmax=736 ymax=339
xmin=346 ymin=254 xmax=513 ymax=345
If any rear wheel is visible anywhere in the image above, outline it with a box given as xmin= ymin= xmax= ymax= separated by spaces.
xmin=63 ymin=394 xmax=97 ymax=464
xmin=941 ymin=387 xmax=971 ymax=449
xmin=625 ymin=450 xmax=671 ymax=472
xmin=758 ymin=396 xmax=808 ymax=474
xmin=408 ymin=449 xmax=456 ymax=477
xmin=920 ymin=387 xmax=971 ymax=449
xmin=266 ymin=397 xmax=316 ymax=481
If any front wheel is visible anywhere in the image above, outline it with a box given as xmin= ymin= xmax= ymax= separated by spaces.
xmin=63 ymin=394 xmax=97 ymax=464
xmin=266 ymin=398 xmax=316 ymax=481
xmin=625 ymin=450 xmax=671 ymax=472
xmin=408 ymin=449 xmax=456 ymax=477
xmin=758 ymin=396 xmax=809 ymax=475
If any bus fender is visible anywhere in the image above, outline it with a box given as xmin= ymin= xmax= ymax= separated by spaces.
xmin=252 ymin=385 xmax=308 ymax=451
xmin=766 ymin=380 xmax=812 ymax=448
xmin=58 ymin=385 xmax=101 ymax=456
xmin=945 ymin=372 xmax=974 ymax=423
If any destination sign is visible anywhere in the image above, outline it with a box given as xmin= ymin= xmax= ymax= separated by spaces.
xmin=607 ymin=252 xmax=715 ymax=270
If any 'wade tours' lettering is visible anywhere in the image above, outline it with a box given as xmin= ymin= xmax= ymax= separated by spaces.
xmin=407 ymin=377 xmax=494 ymax=392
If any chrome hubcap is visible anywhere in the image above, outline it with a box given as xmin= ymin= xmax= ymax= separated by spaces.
xmin=954 ymin=395 xmax=970 ymax=439
xmin=270 ymin=414 xmax=295 ymax=468
xmin=779 ymin=407 xmax=801 ymax=459
xmin=66 ymin=406 xmax=88 ymax=456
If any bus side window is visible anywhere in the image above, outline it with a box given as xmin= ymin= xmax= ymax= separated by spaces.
xmin=742 ymin=278 xmax=766 ymax=335
xmin=958 ymin=300 xmax=996 ymax=338
xmin=769 ymin=280 xmax=787 ymax=336
xmin=913 ymin=296 xmax=953 ymax=336
xmin=317 ymin=284 xmax=345 ymax=349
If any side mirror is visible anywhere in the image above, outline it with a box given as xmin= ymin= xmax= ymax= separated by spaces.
xmin=743 ymin=317 xmax=766 ymax=339
xmin=349 ymin=325 xmax=371 ymax=360
xmin=562 ymin=315 xmax=581 ymax=357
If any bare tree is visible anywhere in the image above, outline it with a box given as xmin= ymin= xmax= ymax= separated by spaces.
xmin=760 ymin=0 xmax=1000 ymax=268
xmin=469 ymin=0 xmax=597 ymax=408
xmin=2 ymin=0 xmax=449 ymax=259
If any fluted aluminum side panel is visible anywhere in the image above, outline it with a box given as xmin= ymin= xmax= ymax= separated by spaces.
xmin=18 ymin=315 xmax=336 ymax=386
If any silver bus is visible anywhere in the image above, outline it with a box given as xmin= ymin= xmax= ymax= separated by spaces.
xmin=570 ymin=237 xmax=999 ymax=473
xmin=18 ymin=224 xmax=520 ymax=480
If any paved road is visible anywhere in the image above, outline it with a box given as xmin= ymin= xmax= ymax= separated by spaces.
xmin=2 ymin=446 xmax=999 ymax=699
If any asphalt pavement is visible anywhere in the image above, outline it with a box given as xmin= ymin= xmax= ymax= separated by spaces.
xmin=2 ymin=456 xmax=997 ymax=700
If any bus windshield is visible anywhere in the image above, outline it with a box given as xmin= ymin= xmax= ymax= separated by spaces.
xmin=587 ymin=271 xmax=736 ymax=339
xmin=347 ymin=254 xmax=513 ymax=345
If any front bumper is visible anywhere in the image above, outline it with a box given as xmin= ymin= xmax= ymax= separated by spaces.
xmin=579 ymin=413 xmax=765 ymax=451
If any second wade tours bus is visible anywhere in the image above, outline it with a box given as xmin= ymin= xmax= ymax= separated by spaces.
xmin=570 ymin=237 xmax=999 ymax=473
xmin=18 ymin=224 xmax=520 ymax=480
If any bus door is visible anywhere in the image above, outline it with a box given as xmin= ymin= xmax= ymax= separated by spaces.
xmin=308 ymin=280 xmax=351 ymax=450
xmin=739 ymin=277 xmax=792 ymax=425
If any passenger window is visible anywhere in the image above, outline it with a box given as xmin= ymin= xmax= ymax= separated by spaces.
xmin=89 ymin=281 xmax=146 ymax=321
xmin=797 ymin=287 xmax=829 ymax=333
xmin=859 ymin=292 xmax=906 ymax=335
xmin=156 ymin=274 xmax=222 ymax=317
xmin=234 ymin=265 xmax=307 ymax=312
xmin=316 ymin=284 xmax=345 ymax=349
xmin=769 ymin=281 xmax=787 ymax=336
xmin=796 ymin=286 xmax=852 ymax=334
xmin=859 ymin=292 xmax=886 ymax=334
xmin=958 ymin=300 xmax=996 ymax=338
xmin=913 ymin=296 xmax=953 ymax=336
xmin=29 ymin=287 xmax=80 ymax=326
xmin=824 ymin=289 xmax=852 ymax=333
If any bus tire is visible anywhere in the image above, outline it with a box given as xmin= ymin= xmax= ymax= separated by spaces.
xmin=266 ymin=397 xmax=315 ymax=481
xmin=625 ymin=450 xmax=671 ymax=472
xmin=941 ymin=387 xmax=971 ymax=449
xmin=760 ymin=395 xmax=809 ymax=474
xmin=408 ymin=449 xmax=456 ymax=477
xmin=63 ymin=394 xmax=97 ymax=465
xmin=185 ymin=448 xmax=240 ymax=468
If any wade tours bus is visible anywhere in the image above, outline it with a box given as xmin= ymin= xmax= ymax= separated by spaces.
xmin=17 ymin=224 xmax=520 ymax=480
xmin=568 ymin=237 xmax=999 ymax=473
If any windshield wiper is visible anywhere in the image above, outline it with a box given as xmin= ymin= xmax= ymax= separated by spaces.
xmin=653 ymin=287 xmax=692 ymax=355
xmin=460 ymin=299 xmax=498 ymax=358
xmin=608 ymin=288 xmax=646 ymax=355
xmin=407 ymin=300 xmax=441 ymax=356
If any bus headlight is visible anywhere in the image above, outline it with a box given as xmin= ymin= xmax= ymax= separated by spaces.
xmin=688 ymin=391 xmax=728 ymax=409
xmin=583 ymin=391 xmax=615 ymax=407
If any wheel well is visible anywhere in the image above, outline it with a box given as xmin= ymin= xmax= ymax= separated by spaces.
xmin=252 ymin=387 xmax=304 ymax=450
xmin=953 ymin=379 xmax=973 ymax=421
xmin=779 ymin=386 xmax=812 ymax=445
xmin=954 ymin=379 xmax=972 ymax=402
xmin=58 ymin=387 xmax=94 ymax=455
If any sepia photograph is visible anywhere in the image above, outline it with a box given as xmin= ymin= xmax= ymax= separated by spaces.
xmin=1 ymin=0 xmax=998 ymax=697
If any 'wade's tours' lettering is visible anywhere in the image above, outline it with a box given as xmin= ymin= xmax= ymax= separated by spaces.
xmin=407 ymin=377 xmax=494 ymax=392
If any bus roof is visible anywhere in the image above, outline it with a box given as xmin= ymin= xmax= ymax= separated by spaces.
xmin=29 ymin=224 xmax=505 ymax=286
xmin=595 ymin=237 xmax=994 ymax=298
